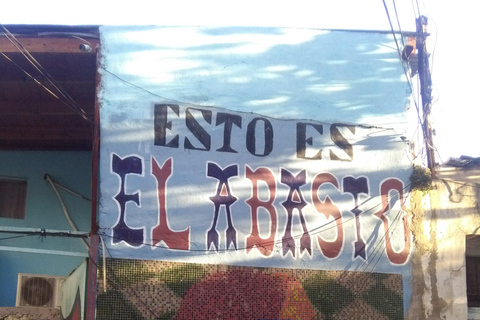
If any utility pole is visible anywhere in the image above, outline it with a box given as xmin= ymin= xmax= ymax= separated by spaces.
xmin=416 ymin=15 xmax=435 ymax=176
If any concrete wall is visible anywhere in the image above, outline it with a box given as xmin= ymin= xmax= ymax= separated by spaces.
xmin=407 ymin=168 xmax=480 ymax=319
xmin=0 ymin=306 xmax=60 ymax=320
xmin=0 ymin=151 xmax=92 ymax=306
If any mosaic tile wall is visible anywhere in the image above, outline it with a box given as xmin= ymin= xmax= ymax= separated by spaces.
xmin=96 ymin=259 xmax=403 ymax=320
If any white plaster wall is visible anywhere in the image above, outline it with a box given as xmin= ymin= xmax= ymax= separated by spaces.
xmin=98 ymin=25 xmax=416 ymax=314
xmin=411 ymin=176 xmax=480 ymax=320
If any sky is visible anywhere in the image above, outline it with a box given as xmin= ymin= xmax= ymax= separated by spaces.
xmin=0 ymin=0 xmax=477 ymax=162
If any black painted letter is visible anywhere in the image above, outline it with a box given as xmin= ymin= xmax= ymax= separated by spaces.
xmin=111 ymin=154 xmax=144 ymax=247
xmin=296 ymin=122 xmax=323 ymax=160
xmin=330 ymin=124 xmax=355 ymax=161
xmin=215 ymin=112 xmax=242 ymax=153
xmin=246 ymin=118 xmax=273 ymax=156
xmin=184 ymin=107 xmax=212 ymax=151
xmin=154 ymin=104 xmax=180 ymax=148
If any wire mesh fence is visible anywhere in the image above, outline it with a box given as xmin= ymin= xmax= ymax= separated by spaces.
xmin=96 ymin=258 xmax=403 ymax=320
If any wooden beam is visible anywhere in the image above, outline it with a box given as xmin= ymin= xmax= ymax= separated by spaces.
xmin=0 ymin=140 xmax=92 ymax=151
xmin=0 ymin=53 xmax=97 ymax=81
xmin=0 ymin=81 xmax=96 ymax=102
xmin=0 ymin=100 xmax=94 ymax=115
xmin=0 ymin=37 xmax=100 ymax=53
xmin=0 ymin=127 xmax=92 ymax=140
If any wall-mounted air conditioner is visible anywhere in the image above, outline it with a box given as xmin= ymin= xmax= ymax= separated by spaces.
xmin=16 ymin=273 xmax=66 ymax=308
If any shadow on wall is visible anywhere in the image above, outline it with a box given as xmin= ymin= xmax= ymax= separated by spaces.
xmin=100 ymin=26 xmax=411 ymax=128
xmin=97 ymin=26 xmax=417 ymax=312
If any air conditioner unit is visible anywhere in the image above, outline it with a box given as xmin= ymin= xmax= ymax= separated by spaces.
xmin=16 ymin=273 xmax=66 ymax=308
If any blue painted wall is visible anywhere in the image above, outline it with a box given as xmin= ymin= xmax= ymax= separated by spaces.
xmin=0 ymin=151 xmax=92 ymax=306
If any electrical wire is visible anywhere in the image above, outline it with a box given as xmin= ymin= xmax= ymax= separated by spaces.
xmin=410 ymin=0 xmax=419 ymax=20
xmin=1 ymin=22 xmax=421 ymax=317
xmin=70 ymin=198 xmax=410 ymax=319
xmin=383 ymin=0 xmax=439 ymax=166
xmin=48 ymin=178 xmax=92 ymax=202
xmin=382 ymin=0 xmax=426 ymax=144
xmin=89 ymin=180 xmax=413 ymax=319
xmin=331 ymin=210 xmax=407 ymax=320
xmin=344 ymin=187 xmax=410 ymax=274
xmin=0 ymin=24 xmax=94 ymax=124
xmin=0 ymin=25 xmax=85 ymax=115
xmin=411 ymin=74 xmax=422 ymax=137
xmin=93 ymin=193 xmax=410 ymax=320
xmin=98 ymin=187 xmax=412 ymax=316
xmin=427 ymin=18 xmax=438 ymax=77
xmin=93 ymin=236 xmax=163 ymax=319
xmin=415 ymin=0 xmax=422 ymax=20
xmin=392 ymin=0 xmax=406 ymax=47
xmin=332 ymin=189 xmax=411 ymax=294
xmin=416 ymin=12 xmax=440 ymax=164
xmin=45 ymin=174 xmax=90 ymax=249
xmin=97 ymin=181 xmax=412 ymax=255
xmin=358 ymin=206 xmax=407 ymax=274
xmin=382 ymin=0 xmax=414 ymax=92
xmin=0 ymin=234 xmax=35 ymax=241
xmin=0 ymin=51 xmax=66 ymax=101
xmin=101 ymin=66 xmax=397 ymax=132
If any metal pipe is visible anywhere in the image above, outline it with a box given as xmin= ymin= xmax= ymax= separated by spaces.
xmin=45 ymin=174 xmax=89 ymax=249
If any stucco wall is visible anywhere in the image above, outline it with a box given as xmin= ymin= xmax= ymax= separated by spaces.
xmin=0 ymin=306 xmax=60 ymax=320
xmin=0 ymin=151 xmax=92 ymax=306
xmin=407 ymin=174 xmax=480 ymax=319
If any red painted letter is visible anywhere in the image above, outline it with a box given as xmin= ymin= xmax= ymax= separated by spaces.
xmin=374 ymin=178 xmax=411 ymax=265
xmin=245 ymin=166 xmax=277 ymax=256
xmin=151 ymin=157 xmax=190 ymax=250
xmin=311 ymin=173 xmax=344 ymax=259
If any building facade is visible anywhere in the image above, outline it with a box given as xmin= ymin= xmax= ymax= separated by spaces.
xmin=1 ymin=24 xmax=479 ymax=320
